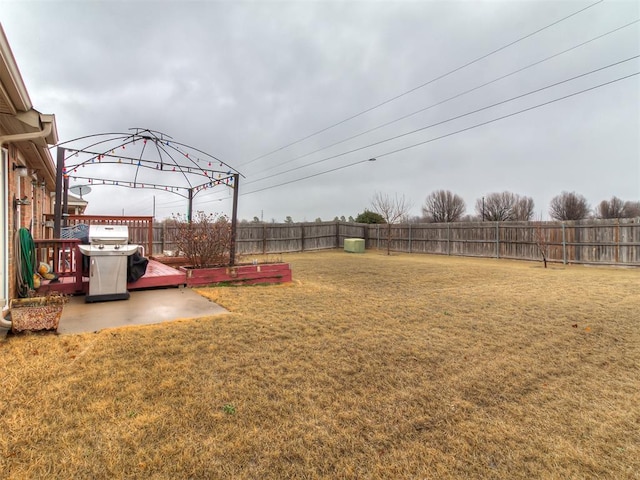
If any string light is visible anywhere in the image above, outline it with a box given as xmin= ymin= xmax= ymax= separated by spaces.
xmin=56 ymin=134 xmax=240 ymax=204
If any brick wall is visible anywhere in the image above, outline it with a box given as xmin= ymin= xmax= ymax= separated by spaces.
xmin=6 ymin=144 xmax=52 ymax=299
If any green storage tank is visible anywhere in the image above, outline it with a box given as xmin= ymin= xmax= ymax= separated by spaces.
xmin=344 ymin=238 xmax=365 ymax=253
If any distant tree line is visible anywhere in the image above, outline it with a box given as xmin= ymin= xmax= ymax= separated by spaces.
xmin=240 ymin=191 xmax=639 ymax=225
xmin=418 ymin=190 xmax=639 ymax=223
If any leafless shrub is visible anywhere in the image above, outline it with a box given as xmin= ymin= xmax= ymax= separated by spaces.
xmin=171 ymin=211 xmax=232 ymax=268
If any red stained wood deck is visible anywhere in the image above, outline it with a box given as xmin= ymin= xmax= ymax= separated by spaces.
xmin=37 ymin=259 xmax=187 ymax=296
xmin=129 ymin=259 xmax=186 ymax=290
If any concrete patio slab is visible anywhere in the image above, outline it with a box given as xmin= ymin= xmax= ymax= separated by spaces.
xmin=57 ymin=286 xmax=228 ymax=334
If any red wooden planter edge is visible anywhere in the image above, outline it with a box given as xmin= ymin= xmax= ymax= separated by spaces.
xmin=179 ymin=263 xmax=292 ymax=286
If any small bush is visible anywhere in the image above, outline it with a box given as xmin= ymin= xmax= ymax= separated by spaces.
xmin=171 ymin=211 xmax=232 ymax=268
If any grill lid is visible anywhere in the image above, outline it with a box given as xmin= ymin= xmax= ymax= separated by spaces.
xmin=88 ymin=225 xmax=129 ymax=244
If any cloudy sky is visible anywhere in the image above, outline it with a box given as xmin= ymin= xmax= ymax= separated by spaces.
xmin=2 ymin=0 xmax=639 ymax=221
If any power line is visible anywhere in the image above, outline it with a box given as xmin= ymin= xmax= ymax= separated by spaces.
xmin=236 ymin=71 xmax=639 ymax=197
xmin=242 ymin=55 xmax=639 ymax=187
xmin=239 ymin=0 xmax=605 ymax=168
xmin=250 ymin=19 xmax=639 ymax=178
xmin=187 ymin=58 xmax=637 ymax=206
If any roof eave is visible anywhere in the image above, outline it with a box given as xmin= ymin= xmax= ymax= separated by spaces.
xmin=0 ymin=23 xmax=32 ymax=112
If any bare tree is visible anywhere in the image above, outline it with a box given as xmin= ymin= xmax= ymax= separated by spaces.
xmin=371 ymin=192 xmax=412 ymax=255
xmin=474 ymin=191 xmax=533 ymax=221
xmin=623 ymin=200 xmax=640 ymax=218
xmin=533 ymin=219 xmax=549 ymax=268
xmin=596 ymin=196 xmax=625 ymax=218
xmin=513 ymin=196 xmax=535 ymax=221
xmin=597 ymin=197 xmax=640 ymax=219
xmin=549 ymin=191 xmax=590 ymax=220
xmin=476 ymin=192 xmax=514 ymax=221
xmin=422 ymin=190 xmax=466 ymax=223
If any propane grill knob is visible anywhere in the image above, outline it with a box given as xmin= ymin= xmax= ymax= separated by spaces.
xmin=99 ymin=244 xmax=104 ymax=249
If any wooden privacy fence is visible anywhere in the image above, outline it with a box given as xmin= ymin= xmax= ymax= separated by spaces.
xmin=154 ymin=222 xmax=365 ymax=256
xmin=153 ymin=219 xmax=639 ymax=266
xmin=365 ymin=219 xmax=640 ymax=266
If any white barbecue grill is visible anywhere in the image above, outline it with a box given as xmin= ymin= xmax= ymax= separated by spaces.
xmin=78 ymin=225 xmax=139 ymax=303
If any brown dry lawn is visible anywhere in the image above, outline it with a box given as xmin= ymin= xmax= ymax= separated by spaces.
xmin=1 ymin=250 xmax=639 ymax=479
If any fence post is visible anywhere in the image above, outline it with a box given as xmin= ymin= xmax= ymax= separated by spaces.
xmin=146 ymin=219 xmax=153 ymax=258
xmin=335 ymin=222 xmax=340 ymax=249
xmin=562 ymin=223 xmax=567 ymax=265
xmin=495 ymin=222 xmax=500 ymax=258
xmin=447 ymin=223 xmax=451 ymax=255
xmin=263 ymin=223 xmax=267 ymax=255
xmin=301 ymin=223 xmax=305 ymax=252
xmin=377 ymin=224 xmax=380 ymax=250
xmin=362 ymin=223 xmax=368 ymax=249
xmin=615 ymin=218 xmax=620 ymax=264
xmin=408 ymin=224 xmax=412 ymax=253
xmin=161 ymin=222 xmax=167 ymax=254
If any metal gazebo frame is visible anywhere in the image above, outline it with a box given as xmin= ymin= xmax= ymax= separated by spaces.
xmin=52 ymin=128 xmax=243 ymax=265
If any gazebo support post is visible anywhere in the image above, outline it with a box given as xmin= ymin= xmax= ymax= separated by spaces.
xmin=53 ymin=147 xmax=64 ymax=238
xmin=187 ymin=188 xmax=193 ymax=223
xmin=230 ymin=173 xmax=239 ymax=266
xmin=62 ymin=175 xmax=70 ymax=227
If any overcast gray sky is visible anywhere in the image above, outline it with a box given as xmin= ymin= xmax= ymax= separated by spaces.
xmin=2 ymin=0 xmax=639 ymax=221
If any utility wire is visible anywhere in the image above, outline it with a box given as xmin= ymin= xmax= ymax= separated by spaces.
xmin=239 ymin=0 xmax=605 ymax=167
xmin=243 ymin=55 xmax=639 ymax=187
xmin=184 ymin=58 xmax=637 ymax=207
xmin=250 ymin=19 xmax=639 ymax=177
xmin=236 ymin=71 xmax=639 ymax=197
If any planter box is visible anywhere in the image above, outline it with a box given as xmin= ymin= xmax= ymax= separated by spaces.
xmin=180 ymin=263 xmax=292 ymax=287
xmin=10 ymin=296 xmax=66 ymax=333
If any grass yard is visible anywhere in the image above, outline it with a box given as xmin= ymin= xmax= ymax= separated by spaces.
xmin=1 ymin=250 xmax=638 ymax=479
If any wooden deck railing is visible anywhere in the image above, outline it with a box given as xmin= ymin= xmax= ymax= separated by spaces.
xmin=34 ymin=239 xmax=84 ymax=292
xmin=43 ymin=214 xmax=153 ymax=256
